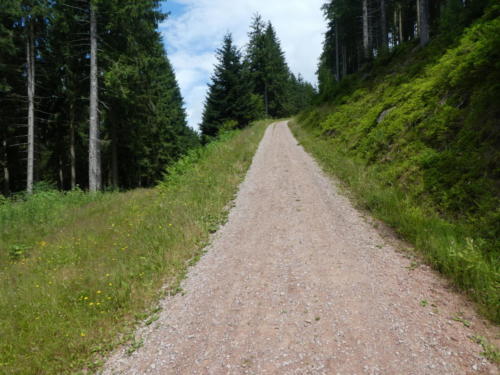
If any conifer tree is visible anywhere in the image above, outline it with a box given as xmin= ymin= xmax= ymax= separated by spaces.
xmin=201 ymin=33 xmax=256 ymax=140
xmin=0 ymin=0 xmax=198 ymax=193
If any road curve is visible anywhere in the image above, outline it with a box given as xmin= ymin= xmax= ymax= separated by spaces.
xmin=102 ymin=122 xmax=498 ymax=375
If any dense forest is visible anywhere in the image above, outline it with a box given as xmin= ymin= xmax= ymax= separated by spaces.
xmin=201 ymin=15 xmax=316 ymax=140
xmin=317 ymin=0 xmax=492 ymax=99
xmin=0 ymin=0 xmax=198 ymax=194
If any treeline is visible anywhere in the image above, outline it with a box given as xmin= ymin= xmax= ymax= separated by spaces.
xmin=201 ymin=15 xmax=316 ymax=140
xmin=317 ymin=0 xmax=492 ymax=99
xmin=0 ymin=0 xmax=198 ymax=195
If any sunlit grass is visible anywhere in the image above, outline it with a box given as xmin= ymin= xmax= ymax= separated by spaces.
xmin=291 ymin=120 xmax=499 ymax=324
xmin=0 ymin=120 xmax=270 ymax=374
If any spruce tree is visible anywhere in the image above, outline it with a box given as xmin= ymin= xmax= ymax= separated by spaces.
xmin=201 ymin=33 xmax=256 ymax=140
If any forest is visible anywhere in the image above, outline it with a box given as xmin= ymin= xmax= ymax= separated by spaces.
xmin=317 ymin=0 xmax=492 ymax=99
xmin=200 ymin=15 xmax=316 ymax=141
xmin=0 ymin=3 xmax=314 ymax=195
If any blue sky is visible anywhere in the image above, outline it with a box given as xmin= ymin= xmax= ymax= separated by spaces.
xmin=159 ymin=0 xmax=326 ymax=130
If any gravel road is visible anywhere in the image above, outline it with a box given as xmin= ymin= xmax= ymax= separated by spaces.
xmin=102 ymin=121 xmax=498 ymax=375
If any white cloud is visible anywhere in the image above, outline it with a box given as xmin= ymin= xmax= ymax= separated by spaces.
xmin=161 ymin=0 xmax=327 ymax=129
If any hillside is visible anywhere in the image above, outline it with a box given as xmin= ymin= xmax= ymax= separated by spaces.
xmin=293 ymin=7 xmax=499 ymax=321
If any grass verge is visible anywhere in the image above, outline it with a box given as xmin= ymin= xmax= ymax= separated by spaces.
xmin=0 ymin=120 xmax=270 ymax=374
xmin=290 ymin=120 xmax=499 ymax=324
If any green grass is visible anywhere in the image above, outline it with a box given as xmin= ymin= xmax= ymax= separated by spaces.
xmin=290 ymin=9 xmax=499 ymax=324
xmin=291 ymin=120 xmax=499 ymax=323
xmin=0 ymin=120 xmax=270 ymax=375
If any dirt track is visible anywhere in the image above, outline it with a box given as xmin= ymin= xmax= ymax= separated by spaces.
xmin=102 ymin=122 xmax=498 ymax=375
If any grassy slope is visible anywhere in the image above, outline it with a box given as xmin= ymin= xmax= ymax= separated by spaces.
xmin=293 ymin=9 xmax=499 ymax=323
xmin=0 ymin=120 xmax=270 ymax=375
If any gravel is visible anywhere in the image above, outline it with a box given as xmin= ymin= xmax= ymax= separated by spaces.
xmin=101 ymin=122 xmax=499 ymax=375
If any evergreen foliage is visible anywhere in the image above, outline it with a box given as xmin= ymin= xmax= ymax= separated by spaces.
xmin=200 ymin=34 xmax=257 ymax=140
xmin=0 ymin=0 xmax=198 ymax=193
xmin=317 ymin=0 xmax=493 ymax=101
xmin=201 ymin=14 xmax=316 ymax=139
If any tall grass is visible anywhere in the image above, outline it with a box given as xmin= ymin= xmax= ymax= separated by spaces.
xmin=0 ymin=120 xmax=270 ymax=375
xmin=291 ymin=120 xmax=499 ymax=323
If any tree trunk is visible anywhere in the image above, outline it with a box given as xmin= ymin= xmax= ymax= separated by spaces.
xmin=2 ymin=137 xmax=9 ymax=196
xmin=58 ymin=157 xmax=64 ymax=189
xmin=380 ymin=0 xmax=388 ymax=50
xmin=69 ymin=102 xmax=76 ymax=190
xmin=264 ymin=81 xmax=269 ymax=117
xmin=89 ymin=1 xmax=101 ymax=192
xmin=394 ymin=7 xmax=399 ymax=45
xmin=362 ymin=0 xmax=370 ymax=59
xmin=417 ymin=0 xmax=421 ymax=35
xmin=342 ymin=45 xmax=347 ymax=77
xmin=399 ymin=4 xmax=404 ymax=43
xmin=111 ymin=122 xmax=119 ymax=188
xmin=418 ymin=0 xmax=430 ymax=46
xmin=335 ymin=19 xmax=340 ymax=81
xmin=26 ymin=20 xmax=35 ymax=194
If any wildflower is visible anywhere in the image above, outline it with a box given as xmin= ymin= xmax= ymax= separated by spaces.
xmin=106 ymin=273 xmax=110 ymax=277
xmin=80 ymin=332 xmax=86 ymax=337
xmin=108 ymin=283 xmax=113 ymax=286
xmin=84 ymin=296 xmax=89 ymax=300
xmin=39 ymin=241 xmax=48 ymax=247
xmin=89 ymin=302 xmax=94 ymax=306
xmin=97 ymin=290 xmax=102 ymax=294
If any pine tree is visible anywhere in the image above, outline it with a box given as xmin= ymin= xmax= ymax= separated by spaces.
xmin=0 ymin=0 xmax=197 ymax=193
xmin=201 ymin=33 xmax=256 ymax=140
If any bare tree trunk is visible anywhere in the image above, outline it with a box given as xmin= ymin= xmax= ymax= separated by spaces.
xmin=26 ymin=20 xmax=35 ymax=194
xmin=58 ymin=157 xmax=64 ymax=189
xmin=69 ymin=102 xmax=76 ymax=189
xmin=418 ymin=0 xmax=430 ymax=46
xmin=380 ymin=0 xmax=388 ymax=50
xmin=89 ymin=1 xmax=101 ymax=192
xmin=394 ymin=7 xmax=399 ymax=45
xmin=2 ymin=137 xmax=9 ymax=196
xmin=342 ymin=45 xmax=347 ymax=77
xmin=335 ymin=19 xmax=340 ymax=81
xmin=417 ymin=0 xmax=421 ymax=35
xmin=111 ymin=122 xmax=119 ymax=188
xmin=362 ymin=0 xmax=370 ymax=59
xmin=399 ymin=4 xmax=404 ymax=43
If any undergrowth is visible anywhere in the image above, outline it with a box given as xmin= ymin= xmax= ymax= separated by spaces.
xmin=292 ymin=9 xmax=499 ymax=323
xmin=0 ymin=120 xmax=270 ymax=374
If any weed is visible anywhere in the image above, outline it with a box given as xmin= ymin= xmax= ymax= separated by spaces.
xmin=452 ymin=314 xmax=472 ymax=328
xmin=0 ymin=120 xmax=270 ymax=374
xmin=470 ymin=335 xmax=500 ymax=364
xmin=126 ymin=338 xmax=144 ymax=356
xmin=291 ymin=120 xmax=499 ymax=323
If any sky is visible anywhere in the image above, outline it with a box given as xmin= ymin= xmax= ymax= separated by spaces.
xmin=159 ymin=0 xmax=327 ymax=130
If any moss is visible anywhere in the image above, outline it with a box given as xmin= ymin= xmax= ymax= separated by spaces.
xmin=298 ymin=12 xmax=500 ymax=321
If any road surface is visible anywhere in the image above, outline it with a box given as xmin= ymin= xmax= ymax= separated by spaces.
xmin=102 ymin=122 xmax=498 ymax=375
